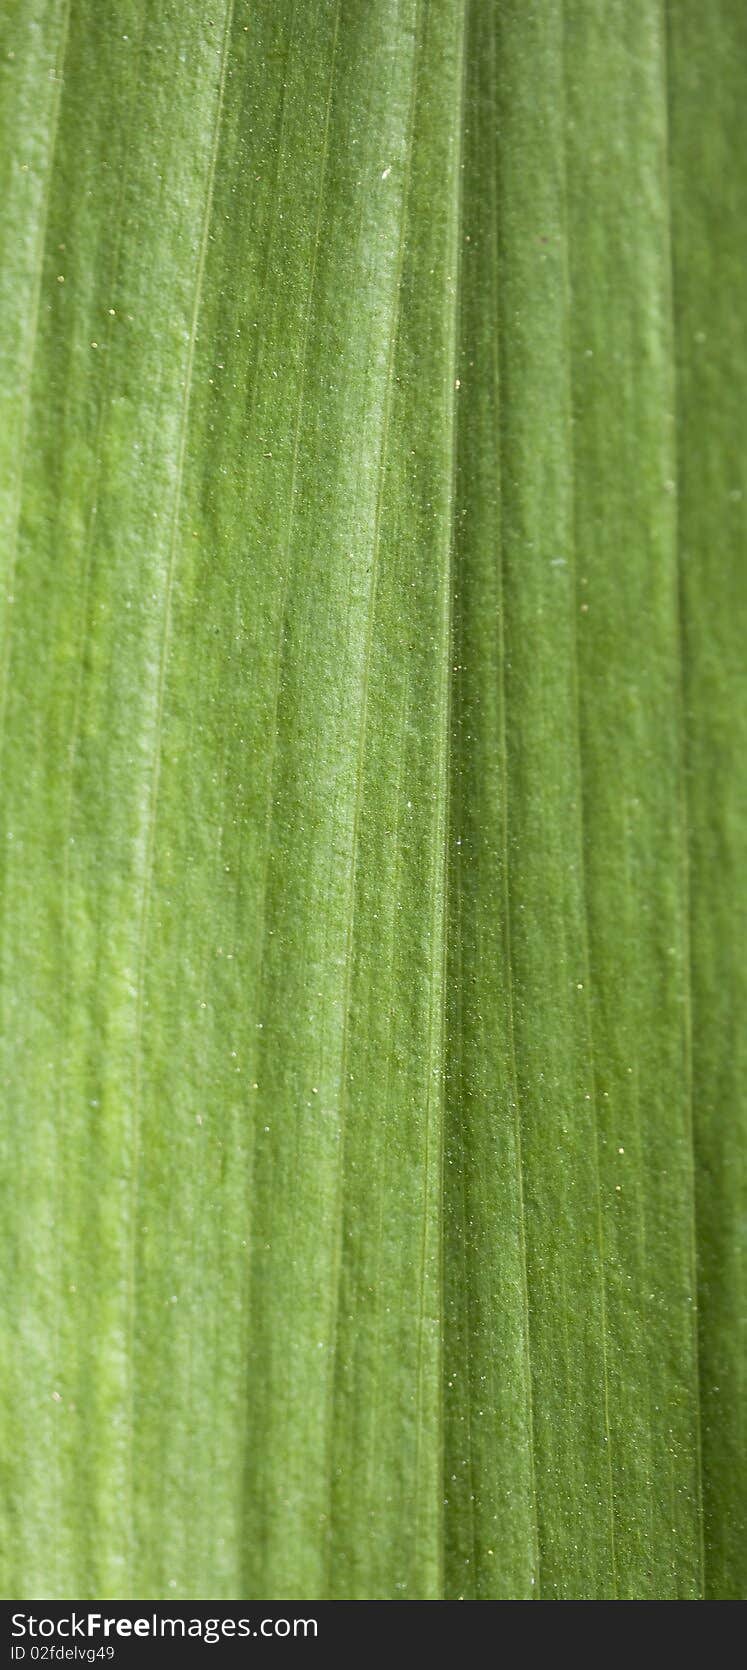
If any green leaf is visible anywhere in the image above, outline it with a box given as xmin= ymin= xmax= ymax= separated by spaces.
xmin=0 ymin=0 xmax=743 ymax=1601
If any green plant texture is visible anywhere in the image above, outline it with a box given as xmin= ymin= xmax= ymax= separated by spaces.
xmin=0 ymin=0 xmax=744 ymax=1600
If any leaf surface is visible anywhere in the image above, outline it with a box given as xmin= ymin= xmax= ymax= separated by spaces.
xmin=0 ymin=0 xmax=743 ymax=1600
